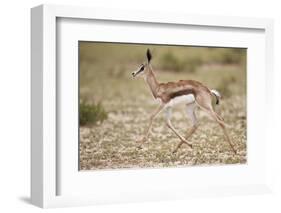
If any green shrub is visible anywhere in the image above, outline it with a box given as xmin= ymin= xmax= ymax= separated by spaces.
xmin=160 ymin=51 xmax=204 ymax=73
xmin=217 ymin=82 xmax=232 ymax=98
xmin=217 ymin=76 xmax=237 ymax=98
xmin=160 ymin=51 xmax=184 ymax=72
xmin=184 ymin=57 xmax=202 ymax=73
xmin=213 ymin=49 xmax=246 ymax=65
xmin=79 ymin=100 xmax=108 ymax=126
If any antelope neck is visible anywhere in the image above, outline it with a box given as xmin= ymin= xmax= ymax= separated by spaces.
xmin=145 ymin=66 xmax=159 ymax=99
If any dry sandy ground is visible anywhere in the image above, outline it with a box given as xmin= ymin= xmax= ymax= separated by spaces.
xmin=79 ymin=95 xmax=246 ymax=170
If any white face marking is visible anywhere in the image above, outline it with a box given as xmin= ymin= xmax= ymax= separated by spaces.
xmin=132 ymin=64 xmax=146 ymax=77
xmin=166 ymin=94 xmax=195 ymax=107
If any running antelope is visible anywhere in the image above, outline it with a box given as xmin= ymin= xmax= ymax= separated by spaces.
xmin=131 ymin=49 xmax=236 ymax=154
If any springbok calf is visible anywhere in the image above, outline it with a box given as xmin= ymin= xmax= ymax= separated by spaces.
xmin=131 ymin=49 xmax=237 ymax=154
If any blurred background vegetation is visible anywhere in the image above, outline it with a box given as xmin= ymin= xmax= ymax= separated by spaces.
xmin=79 ymin=42 xmax=246 ymax=126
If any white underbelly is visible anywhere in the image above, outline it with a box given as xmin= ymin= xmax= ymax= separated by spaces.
xmin=166 ymin=94 xmax=195 ymax=107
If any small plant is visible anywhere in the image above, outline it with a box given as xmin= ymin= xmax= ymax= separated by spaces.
xmin=79 ymin=100 xmax=108 ymax=126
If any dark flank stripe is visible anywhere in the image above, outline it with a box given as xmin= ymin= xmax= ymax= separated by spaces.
xmin=169 ymin=88 xmax=194 ymax=100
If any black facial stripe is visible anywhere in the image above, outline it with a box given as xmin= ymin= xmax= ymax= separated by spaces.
xmin=135 ymin=69 xmax=143 ymax=75
xmin=135 ymin=65 xmax=144 ymax=75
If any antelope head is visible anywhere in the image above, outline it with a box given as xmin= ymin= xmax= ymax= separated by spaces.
xmin=132 ymin=49 xmax=152 ymax=78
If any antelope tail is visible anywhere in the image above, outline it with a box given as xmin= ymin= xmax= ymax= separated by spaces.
xmin=210 ymin=89 xmax=221 ymax=105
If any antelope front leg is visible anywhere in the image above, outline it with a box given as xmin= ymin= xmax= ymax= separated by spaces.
xmin=136 ymin=103 xmax=165 ymax=148
xmin=164 ymin=107 xmax=193 ymax=153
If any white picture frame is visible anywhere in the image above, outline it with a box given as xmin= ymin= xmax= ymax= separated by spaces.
xmin=31 ymin=4 xmax=274 ymax=208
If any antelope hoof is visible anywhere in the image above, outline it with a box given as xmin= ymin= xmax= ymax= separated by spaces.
xmin=183 ymin=139 xmax=193 ymax=149
xmin=137 ymin=145 xmax=143 ymax=150
xmin=136 ymin=137 xmax=147 ymax=149
xmin=136 ymin=137 xmax=147 ymax=143
xmin=172 ymin=149 xmax=178 ymax=154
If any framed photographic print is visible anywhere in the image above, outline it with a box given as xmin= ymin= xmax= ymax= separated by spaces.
xmin=31 ymin=4 xmax=274 ymax=208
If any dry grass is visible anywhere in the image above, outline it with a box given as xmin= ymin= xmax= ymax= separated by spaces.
xmin=80 ymin=95 xmax=246 ymax=170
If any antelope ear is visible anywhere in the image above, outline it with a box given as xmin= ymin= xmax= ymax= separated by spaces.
xmin=146 ymin=48 xmax=152 ymax=63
